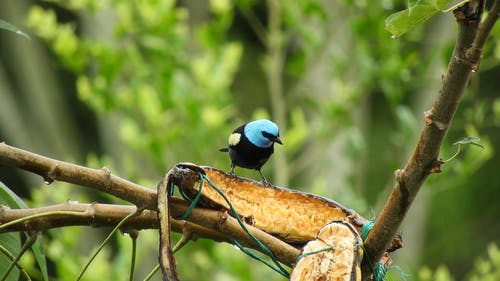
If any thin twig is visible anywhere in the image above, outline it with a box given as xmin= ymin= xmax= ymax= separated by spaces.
xmin=0 ymin=210 xmax=87 ymax=231
xmin=172 ymin=224 xmax=194 ymax=253
xmin=473 ymin=0 xmax=499 ymax=51
xmin=143 ymin=264 xmax=160 ymax=281
xmin=0 ymin=203 xmax=159 ymax=232
xmin=0 ymin=233 xmax=37 ymax=281
xmin=360 ymin=1 xmax=496 ymax=279
xmin=128 ymin=230 xmax=139 ymax=281
xmin=76 ymin=208 xmax=144 ymax=281
xmin=0 ymin=244 xmax=32 ymax=281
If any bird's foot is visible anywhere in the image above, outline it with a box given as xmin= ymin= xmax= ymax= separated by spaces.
xmin=257 ymin=169 xmax=269 ymax=185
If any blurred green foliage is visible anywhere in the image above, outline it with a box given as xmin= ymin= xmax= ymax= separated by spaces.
xmin=27 ymin=1 xmax=241 ymax=174
xmin=0 ymin=0 xmax=499 ymax=280
xmin=417 ymin=244 xmax=500 ymax=281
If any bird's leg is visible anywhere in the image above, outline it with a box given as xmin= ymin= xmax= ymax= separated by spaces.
xmin=229 ymin=164 xmax=236 ymax=176
xmin=257 ymin=169 xmax=268 ymax=184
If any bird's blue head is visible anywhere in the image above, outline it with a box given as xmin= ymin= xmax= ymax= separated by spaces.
xmin=244 ymin=119 xmax=282 ymax=148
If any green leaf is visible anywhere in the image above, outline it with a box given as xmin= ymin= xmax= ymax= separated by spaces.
xmin=453 ymin=137 xmax=484 ymax=149
xmin=0 ymin=182 xmax=28 ymax=209
xmin=0 ymin=233 xmax=20 ymax=281
xmin=0 ymin=19 xmax=30 ymax=40
xmin=0 ymin=182 xmax=22 ymax=281
xmin=0 ymin=182 xmax=49 ymax=281
xmin=385 ymin=4 xmax=439 ymax=37
xmin=408 ymin=0 xmax=420 ymax=8
xmin=411 ymin=0 xmax=455 ymax=11
xmin=434 ymin=0 xmax=454 ymax=10
xmin=31 ymin=236 xmax=49 ymax=281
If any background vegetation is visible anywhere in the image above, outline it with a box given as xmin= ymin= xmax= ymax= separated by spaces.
xmin=0 ymin=0 xmax=499 ymax=280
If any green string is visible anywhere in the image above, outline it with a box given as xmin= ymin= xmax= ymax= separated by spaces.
xmin=361 ymin=220 xmax=375 ymax=240
xmin=295 ymin=245 xmax=337 ymax=262
xmin=375 ymin=263 xmax=388 ymax=280
xmin=170 ymin=172 xmax=290 ymax=278
xmin=232 ymin=240 xmax=289 ymax=276
xmin=171 ymin=174 xmax=406 ymax=280
xmin=173 ymin=176 xmax=394 ymax=281
xmin=168 ymin=180 xmax=175 ymax=196
xmin=361 ymin=220 xmax=387 ymax=281
xmin=172 ymin=178 xmax=204 ymax=220
xmin=173 ymin=175 xmax=398 ymax=281
xmin=200 ymin=173 xmax=290 ymax=278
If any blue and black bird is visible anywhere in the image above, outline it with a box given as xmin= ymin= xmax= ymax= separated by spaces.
xmin=220 ymin=119 xmax=282 ymax=183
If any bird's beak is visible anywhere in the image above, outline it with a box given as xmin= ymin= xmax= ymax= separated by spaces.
xmin=274 ymin=136 xmax=283 ymax=145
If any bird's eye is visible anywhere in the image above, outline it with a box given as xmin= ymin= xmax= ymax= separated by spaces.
xmin=262 ymin=131 xmax=276 ymax=140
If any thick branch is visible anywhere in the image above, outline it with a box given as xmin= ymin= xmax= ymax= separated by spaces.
xmin=0 ymin=142 xmax=157 ymax=209
xmin=0 ymin=143 xmax=300 ymax=265
xmin=360 ymin=1 xmax=496 ymax=279
xmin=0 ymin=142 xmax=323 ymax=266
xmin=0 ymin=202 xmax=236 ymax=248
xmin=0 ymin=203 xmax=158 ymax=231
xmin=0 ymin=200 xmax=300 ymax=266
xmin=169 ymin=199 xmax=301 ymax=266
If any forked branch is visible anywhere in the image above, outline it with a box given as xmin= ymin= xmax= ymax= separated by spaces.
xmin=0 ymin=143 xmax=300 ymax=267
xmin=360 ymin=1 xmax=498 ymax=279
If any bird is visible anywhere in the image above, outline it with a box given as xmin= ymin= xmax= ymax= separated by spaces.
xmin=220 ymin=119 xmax=282 ymax=183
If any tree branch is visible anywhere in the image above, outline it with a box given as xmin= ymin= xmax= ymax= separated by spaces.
xmin=0 ymin=202 xmax=213 ymax=239
xmin=0 ymin=201 xmax=301 ymax=266
xmin=0 ymin=144 xmax=301 ymax=267
xmin=0 ymin=143 xmax=302 ymax=265
xmin=473 ymin=0 xmax=499 ymax=54
xmin=0 ymin=142 xmax=157 ymax=209
xmin=157 ymin=169 xmax=179 ymax=281
xmin=360 ymin=1 xmax=497 ymax=279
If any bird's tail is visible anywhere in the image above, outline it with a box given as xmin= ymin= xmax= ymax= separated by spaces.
xmin=219 ymin=147 xmax=229 ymax=152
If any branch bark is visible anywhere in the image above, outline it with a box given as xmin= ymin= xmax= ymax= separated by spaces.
xmin=0 ymin=201 xmax=301 ymax=266
xmin=0 ymin=144 xmax=301 ymax=266
xmin=0 ymin=142 xmax=157 ymax=209
xmin=0 ymin=203 xmax=159 ymax=231
xmin=360 ymin=1 xmax=498 ymax=279
xmin=157 ymin=171 xmax=178 ymax=281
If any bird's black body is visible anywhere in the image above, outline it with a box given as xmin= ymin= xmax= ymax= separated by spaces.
xmin=220 ymin=119 xmax=282 ymax=183
xmin=225 ymin=124 xmax=274 ymax=170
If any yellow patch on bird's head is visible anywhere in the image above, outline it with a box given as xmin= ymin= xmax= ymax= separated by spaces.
xmin=228 ymin=133 xmax=241 ymax=146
